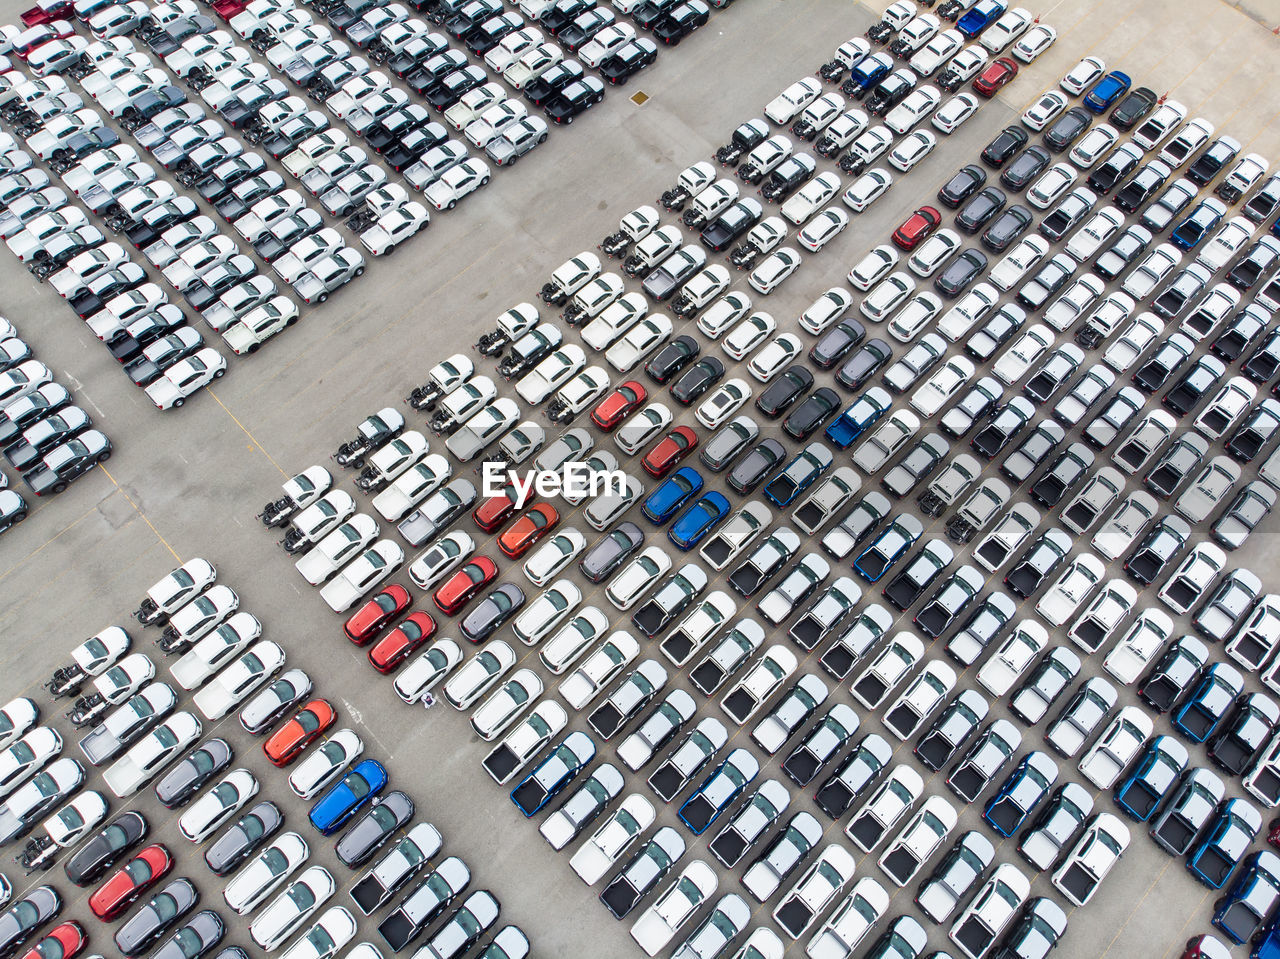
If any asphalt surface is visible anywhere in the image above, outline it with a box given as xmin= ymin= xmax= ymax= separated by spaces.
xmin=3 ymin=0 xmax=1280 ymax=958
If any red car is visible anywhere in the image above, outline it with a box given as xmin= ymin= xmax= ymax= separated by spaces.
xmin=496 ymin=503 xmax=560 ymax=558
xmin=263 ymin=699 xmax=336 ymax=766
xmin=891 ymin=206 xmax=942 ymax=250
xmin=473 ymin=485 xmax=520 ymax=533
xmin=433 ymin=557 xmax=499 ymax=615
xmin=590 ymin=381 xmax=647 ymax=431
xmin=18 ymin=922 xmax=86 ymax=959
xmin=343 ymin=584 xmax=411 ymax=645
xmin=211 ymin=0 xmax=249 ymax=20
xmin=368 ymin=611 xmax=437 ymax=673
xmin=1268 ymin=817 xmax=1280 ymax=849
xmin=19 ymin=0 xmax=72 ymax=28
xmin=1179 ymin=936 xmax=1231 ymax=959
xmin=973 ymin=57 xmax=1019 ymax=97
xmin=641 ymin=426 xmax=698 ymax=477
xmin=89 ymin=844 xmax=172 ymax=920
xmin=11 ymin=20 xmax=72 ymax=59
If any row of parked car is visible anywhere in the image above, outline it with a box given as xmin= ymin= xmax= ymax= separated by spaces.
xmin=0 ymin=314 xmax=113 ymax=531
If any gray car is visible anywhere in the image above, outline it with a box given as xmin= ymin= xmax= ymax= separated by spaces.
xmin=335 ymin=790 xmax=415 ymax=868
xmin=579 ymin=522 xmax=644 ymax=583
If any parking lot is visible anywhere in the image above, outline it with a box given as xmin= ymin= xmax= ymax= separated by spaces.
xmin=4 ymin=0 xmax=1280 ymax=956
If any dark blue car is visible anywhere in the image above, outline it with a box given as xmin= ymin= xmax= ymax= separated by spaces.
xmin=308 ymin=759 xmax=388 ymax=835
xmin=509 ymin=730 xmax=595 ymax=817
xmin=957 ymin=0 xmax=1007 ymax=37
xmin=825 ymin=387 xmax=891 ymax=449
xmin=1170 ymin=198 xmax=1229 ymax=251
xmin=1173 ymin=662 xmax=1244 ymax=744
xmin=763 ymin=443 xmax=833 ymax=507
xmin=1083 ymin=70 xmax=1132 ymax=113
xmin=853 ymin=515 xmax=924 ymax=583
xmin=981 ymin=751 xmax=1058 ymax=838
xmin=845 ymin=52 xmax=893 ymax=95
xmin=1213 ymin=850 xmax=1280 ymax=944
xmin=641 ymin=467 xmax=703 ymax=524
xmin=668 ymin=490 xmax=730 ymax=551
xmin=1113 ymin=735 xmax=1188 ymax=822
xmin=1188 ymin=798 xmax=1262 ymax=889
xmin=677 ymin=748 xmax=759 ymax=835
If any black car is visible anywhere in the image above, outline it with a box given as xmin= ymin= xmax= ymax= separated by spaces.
xmin=955 ymin=187 xmax=1007 ymax=233
xmin=1211 ymin=307 xmax=1267 ymax=362
xmin=1038 ymin=192 xmax=1095 ymax=242
xmin=366 ymin=106 xmax=429 ymax=154
xmin=0 ymin=886 xmax=61 ymax=959
xmin=113 ymin=879 xmax=198 ymax=958
xmin=600 ymin=39 xmax=658 ymax=84
xmin=700 ymin=200 xmax=762 ymax=251
xmin=1244 ymin=330 xmax=1280 ymax=383
xmin=727 ymin=439 xmax=786 ymax=494
xmin=836 ymin=339 xmax=893 ymax=390
xmin=653 ymin=0 xmax=708 ymax=44
xmin=579 ymin=523 xmax=644 ymax=582
xmin=934 ymin=248 xmax=989 ymax=296
xmin=1124 ymin=522 xmax=1184 ymax=584
xmin=755 ymin=367 xmax=813 ymax=418
xmin=63 ymin=811 xmax=148 ymax=887
xmin=540 ymin=0 xmax=591 ymax=33
xmin=645 ymin=335 xmax=699 ymax=384
xmin=980 ymin=126 xmax=1028 ymax=167
xmin=761 ymin=154 xmax=816 ymax=202
xmin=937 ymin=164 xmax=987 ymax=208
xmin=783 ymin=388 xmax=841 ymax=440
xmin=524 ymin=60 xmax=584 ymax=106
xmin=1042 ymin=107 xmax=1091 ymax=152
xmin=460 ymin=583 xmax=527 ymax=641
xmin=1135 ymin=337 xmax=1193 ymax=393
xmin=464 ymin=12 xmax=519 ymax=52
xmin=1188 ymin=135 xmax=1241 ymax=186
xmin=815 ymin=736 xmax=890 ymax=817
xmin=336 ymin=791 xmax=415 ymax=867
xmin=999 ymin=147 xmax=1050 ymax=191
xmin=545 ymin=77 xmax=605 ymax=124
xmin=385 ymin=123 xmax=447 ymax=172
xmin=1138 ymin=640 xmax=1204 ymax=712
xmin=154 ymin=738 xmax=233 ymax=808
xmin=1228 ymin=240 xmax=1280 ymax=291
xmin=866 ymin=71 xmax=916 ymax=117
xmin=387 ymin=36 xmax=447 ymax=78
xmin=147 ymin=16 xmax=215 ymax=56
xmin=152 ymin=911 xmax=224 ymax=959
xmin=981 ymin=205 xmax=1033 ymax=252
xmin=1114 ymin=161 xmax=1170 ymax=212
xmin=632 ymin=0 xmax=678 ymax=28
xmin=1162 ymin=356 xmax=1222 ymax=415
xmin=670 ymin=357 xmax=725 ymax=404
xmin=203 ymin=801 xmax=282 ymax=876
xmin=809 ymin=318 xmax=866 ymax=368
xmin=1087 ymin=147 xmax=1141 ymax=194
xmin=424 ymin=65 xmax=487 ymax=110
xmin=1109 ymin=86 xmax=1158 ymax=129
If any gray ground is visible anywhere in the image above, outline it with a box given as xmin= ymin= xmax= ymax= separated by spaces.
xmin=3 ymin=0 xmax=1280 ymax=957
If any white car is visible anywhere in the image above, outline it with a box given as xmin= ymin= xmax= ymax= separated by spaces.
xmin=841 ymin=168 xmax=892 ymax=213
xmin=906 ymin=229 xmax=961 ymax=277
xmin=1021 ymin=90 xmax=1067 ymax=131
xmin=1036 ymin=553 xmax=1105 ymax=627
xmin=1158 ymin=117 xmax=1216 ymax=168
xmin=748 ymin=248 xmax=802 ymax=295
xmin=877 ymin=794 xmax=957 ymax=886
xmin=1078 ymin=707 xmax=1153 ymax=790
xmin=765 ymin=77 xmax=822 ymax=124
xmin=192 ymin=641 xmax=286 ymax=721
xmin=781 ymin=173 xmax=841 ymax=225
xmin=0 ymin=728 xmax=61 ymax=801
xmin=992 ymin=324 xmax=1053 ymax=385
xmin=1027 ymin=163 xmax=1079 ymax=210
xmin=847 ymin=245 xmax=898 ymax=291
xmin=1092 ymin=490 xmax=1157 ymax=559
xmin=1065 ymin=207 xmax=1124 ymax=261
xmin=538 ymin=608 xmax=610 ymax=674
xmin=695 ymin=379 xmax=752 ymax=430
xmin=560 ymin=633 xmax=640 ymax=710
xmin=747 ymin=334 xmax=803 ymax=382
xmin=1176 ymin=456 xmax=1241 ymax=524
xmin=443 ymin=641 xmax=516 ymax=710
xmin=222 ymin=297 xmax=300 ymax=356
xmin=178 ymin=768 xmax=259 ymax=842
xmin=250 ymin=865 xmax=335 ymax=951
xmin=523 ymin=528 xmax=588 ymax=586
xmin=582 ymin=292 xmax=648 ymax=351
xmin=696 ymin=291 xmax=751 ymax=340
xmin=799 ymin=288 xmax=855 ymax=334
xmin=578 ymin=22 xmax=635 ymax=68
xmin=606 ymin=547 xmax=671 ymax=610
xmin=1068 ymin=124 xmax=1119 ymax=168
xmin=989 ymin=235 xmax=1048 ymax=290
xmin=406 ymin=530 xmax=473 ymax=591
xmin=423 ymin=157 xmax=489 ymax=211
xmin=931 ymin=92 xmax=978 ymax=134
xmin=287 ymin=728 xmax=364 ymax=798
xmin=885 ymin=86 xmax=941 ymax=136
xmin=806 ymin=876 xmax=889 ymax=959
xmin=569 ymin=793 xmax=656 ymax=884
xmin=1131 ymin=99 xmax=1188 ymax=150
xmin=796 ymin=208 xmax=849 ymax=253
xmin=102 ymin=711 xmax=202 ymax=797
xmin=469 ymin=668 xmax=543 ymax=741
xmin=978 ymin=6 xmax=1033 ymax=52
xmin=851 ymin=633 xmax=925 ymax=710
xmin=482 ymin=699 xmax=567 ymax=785
xmin=1101 ymin=313 xmax=1164 ymax=373
xmin=772 ymin=844 xmax=856 ymax=939
xmin=1051 ymin=813 xmax=1130 ymax=906
xmin=319 ymin=539 xmax=403 ymax=612
xmin=295 ymin=515 xmax=379 ymax=586
xmin=910 ymin=357 xmax=974 ymax=417
xmin=1011 ymin=22 xmax=1056 ymax=62
xmin=358 ymin=202 xmax=428 ymax=256
xmin=224 ymin=833 xmax=310 ymax=915
xmin=1157 ymin=542 xmax=1226 ymax=616
xmin=720 ymin=645 xmax=796 ymax=725
xmin=852 ymin=408 xmax=920 ymax=474
xmin=1059 ymin=55 xmax=1105 ymax=95
xmin=699 ymin=501 xmax=772 ymax=571
xmin=935 ymin=284 xmax=997 ymax=341
xmin=630 ymin=859 xmax=718 ymax=957
xmin=977 ymin=621 xmax=1048 ymax=696
xmin=1103 ymin=610 xmax=1173 ymax=685
xmin=886 ymin=130 xmax=936 ymax=172
xmin=144 ymin=347 xmax=227 ymax=409
xmin=605 ymin=316 xmax=672 ymax=372
xmin=948 ymin=863 xmax=1029 ymax=959
xmin=279 ymin=907 xmax=356 ymax=959
xmin=1067 ymin=579 xmax=1137 ymax=654
xmin=511 ymin=581 xmax=581 ymax=646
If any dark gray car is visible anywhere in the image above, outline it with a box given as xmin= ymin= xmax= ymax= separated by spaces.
xmin=151 ymin=910 xmax=225 ymax=959
xmin=0 ymin=885 xmax=61 ymax=958
xmin=113 ymin=879 xmax=198 ymax=958
xmin=459 ymin=584 xmax=527 ymax=643
xmin=336 ymin=791 xmax=415 ymax=868
xmin=203 ymin=801 xmax=282 ymax=876
xmin=578 ymin=523 xmax=644 ymax=583
xmin=154 ymin=738 xmax=233 ymax=809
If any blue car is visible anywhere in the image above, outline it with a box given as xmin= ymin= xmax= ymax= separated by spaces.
xmin=1173 ymin=662 xmax=1244 ymax=744
xmin=510 ymin=730 xmax=595 ymax=817
xmin=1214 ymin=850 xmax=1280 ymax=945
xmin=668 ymin=490 xmax=730 ymax=551
xmin=981 ymin=751 xmax=1058 ymax=838
xmin=763 ymin=442 xmax=833 ymax=507
xmin=309 ymin=759 xmax=388 ymax=835
xmin=1171 ymin=198 xmax=1229 ymax=251
xmin=1083 ymin=70 xmax=1132 ymax=113
xmin=825 ymin=387 xmax=891 ymax=449
xmin=678 ymin=748 xmax=759 ymax=835
xmin=845 ymin=51 xmax=893 ymax=95
xmin=1188 ymin=798 xmax=1263 ymax=889
xmin=641 ymin=467 xmax=703 ymax=524
xmin=957 ymin=0 xmax=1007 ymax=37
xmin=1113 ymin=735 xmax=1188 ymax=822
xmin=853 ymin=514 xmax=924 ymax=582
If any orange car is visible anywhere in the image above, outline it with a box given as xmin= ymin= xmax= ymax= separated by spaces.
xmin=497 ymin=503 xmax=560 ymax=558
xmin=263 ymin=699 xmax=336 ymax=767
